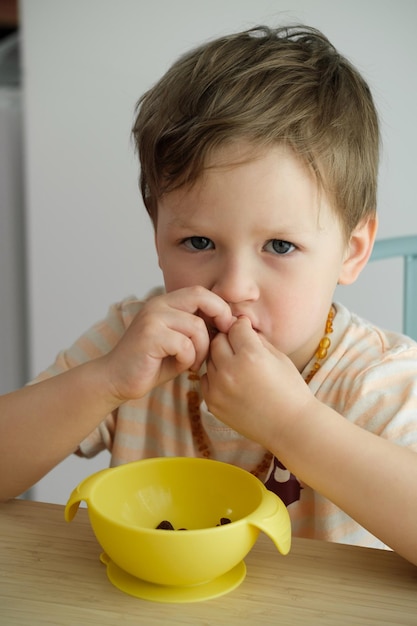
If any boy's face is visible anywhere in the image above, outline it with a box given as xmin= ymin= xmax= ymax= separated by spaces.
xmin=155 ymin=143 xmax=363 ymax=371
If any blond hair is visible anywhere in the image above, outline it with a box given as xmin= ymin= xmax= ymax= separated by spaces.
xmin=132 ymin=25 xmax=380 ymax=235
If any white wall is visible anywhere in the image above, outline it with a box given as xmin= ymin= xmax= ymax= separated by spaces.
xmin=20 ymin=0 xmax=417 ymax=503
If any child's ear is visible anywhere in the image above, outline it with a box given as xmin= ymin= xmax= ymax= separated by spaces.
xmin=338 ymin=216 xmax=378 ymax=285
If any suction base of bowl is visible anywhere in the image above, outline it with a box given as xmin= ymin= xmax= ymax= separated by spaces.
xmin=99 ymin=552 xmax=246 ymax=603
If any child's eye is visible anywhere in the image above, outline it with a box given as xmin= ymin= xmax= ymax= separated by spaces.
xmin=264 ymin=239 xmax=295 ymax=255
xmin=183 ymin=236 xmax=214 ymax=251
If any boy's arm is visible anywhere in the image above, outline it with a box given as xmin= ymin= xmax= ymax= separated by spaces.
xmin=203 ymin=316 xmax=417 ymax=566
xmin=0 ymin=287 xmax=235 ymax=502
xmin=275 ymin=398 xmax=417 ymax=565
xmin=0 ymin=358 xmax=120 ymax=502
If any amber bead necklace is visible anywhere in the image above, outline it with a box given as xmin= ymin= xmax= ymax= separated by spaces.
xmin=187 ymin=307 xmax=334 ymax=478
xmin=304 ymin=307 xmax=334 ymax=384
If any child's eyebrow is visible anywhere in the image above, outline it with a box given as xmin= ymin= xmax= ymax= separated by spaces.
xmin=164 ymin=216 xmax=198 ymax=229
xmin=162 ymin=212 xmax=211 ymax=230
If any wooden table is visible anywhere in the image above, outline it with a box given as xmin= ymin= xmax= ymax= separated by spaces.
xmin=1 ymin=499 xmax=417 ymax=625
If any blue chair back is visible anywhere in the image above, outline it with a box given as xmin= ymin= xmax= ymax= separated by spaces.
xmin=370 ymin=236 xmax=417 ymax=341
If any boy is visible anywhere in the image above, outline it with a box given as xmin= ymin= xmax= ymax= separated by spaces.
xmin=1 ymin=25 xmax=417 ymax=565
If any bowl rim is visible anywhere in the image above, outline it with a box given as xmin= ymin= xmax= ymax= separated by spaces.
xmin=84 ymin=457 xmax=267 ymax=533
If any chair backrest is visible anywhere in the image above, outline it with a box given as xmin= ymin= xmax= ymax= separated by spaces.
xmin=370 ymin=235 xmax=417 ymax=341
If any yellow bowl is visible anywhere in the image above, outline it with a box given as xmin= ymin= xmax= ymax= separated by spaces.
xmin=65 ymin=457 xmax=291 ymax=600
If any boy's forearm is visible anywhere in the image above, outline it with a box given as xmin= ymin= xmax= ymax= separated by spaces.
xmin=272 ymin=397 xmax=417 ymax=566
xmin=0 ymin=358 xmax=120 ymax=502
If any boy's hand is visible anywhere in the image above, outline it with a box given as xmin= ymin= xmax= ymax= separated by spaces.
xmin=201 ymin=316 xmax=314 ymax=449
xmin=103 ymin=286 xmax=235 ymax=403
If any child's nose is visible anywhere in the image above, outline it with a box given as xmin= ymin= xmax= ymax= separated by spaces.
xmin=211 ymin=260 xmax=259 ymax=304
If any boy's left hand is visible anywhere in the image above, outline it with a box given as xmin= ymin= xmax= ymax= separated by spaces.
xmin=201 ymin=316 xmax=313 ymax=449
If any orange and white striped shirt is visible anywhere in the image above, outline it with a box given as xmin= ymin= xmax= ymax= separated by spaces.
xmin=34 ymin=292 xmax=417 ymax=549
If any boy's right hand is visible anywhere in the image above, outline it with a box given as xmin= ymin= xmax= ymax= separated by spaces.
xmin=103 ymin=286 xmax=235 ymax=404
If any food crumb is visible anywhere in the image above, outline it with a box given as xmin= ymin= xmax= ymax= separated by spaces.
xmin=155 ymin=517 xmax=232 ymax=530
xmin=156 ymin=520 xmax=174 ymax=530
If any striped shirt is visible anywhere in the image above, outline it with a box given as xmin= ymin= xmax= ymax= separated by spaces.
xmin=34 ymin=291 xmax=417 ymax=549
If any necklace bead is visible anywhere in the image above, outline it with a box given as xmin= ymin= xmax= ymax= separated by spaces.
xmin=304 ymin=308 xmax=334 ymax=384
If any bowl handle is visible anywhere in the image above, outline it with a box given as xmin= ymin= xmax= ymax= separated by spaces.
xmin=64 ymin=468 xmax=110 ymax=522
xmin=247 ymin=489 xmax=292 ymax=555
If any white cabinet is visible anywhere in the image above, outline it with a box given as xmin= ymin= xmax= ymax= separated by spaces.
xmin=0 ymin=35 xmax=27 ymax=395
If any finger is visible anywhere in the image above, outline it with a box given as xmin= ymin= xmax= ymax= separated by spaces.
xmin=208 ymin=317 xmax=257 ymax=369
xmin=165 ymin=286 xmax=236 ymax=333
xmin=154 ymin=331 xmax=212 ymax=387
xmin=226 ymin=316 xmax=262 ymax=352
xmin=206 ymin=331 xmax=233 ymax=371
xmin=227 ymin=318 xmax=282 ymax=363
xmin=150 ymin=310 xmax=211 ymax=372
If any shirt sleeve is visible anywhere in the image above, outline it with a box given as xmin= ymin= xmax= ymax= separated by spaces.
xmin=313 ymin=304 xmax=417 ymax=453
xmin=30 ymin=296 xmax=145 ymax=458
xmin=340 ymin=345 xmax=417 ymax=451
